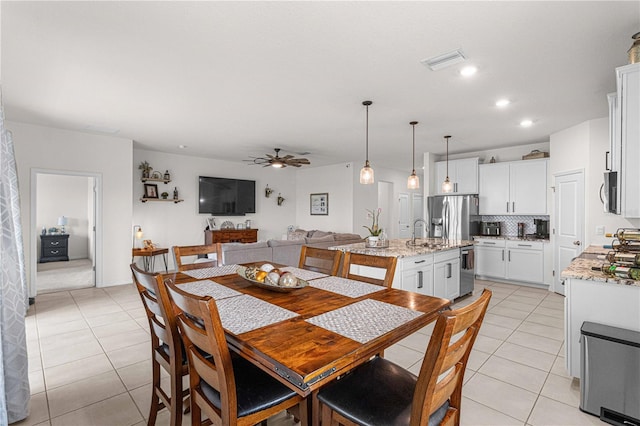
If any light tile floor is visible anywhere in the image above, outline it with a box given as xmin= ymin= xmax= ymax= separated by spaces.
xmin=14 ymin=280 xmax=604 ymax=426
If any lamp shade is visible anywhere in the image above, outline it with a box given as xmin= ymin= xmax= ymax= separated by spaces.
xmin=57 ymin=216 xmax=68 ymax=226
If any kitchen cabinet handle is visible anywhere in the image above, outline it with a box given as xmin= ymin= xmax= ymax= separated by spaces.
xmin=417 ymin=271 xmax=423 ymax=289
xmin=605 ymin=151 xmax=610 ymax=171
xmin=414 ymin=260 xmax=426 ymax=264
xmin=50 ymin=241 xmax=59 ymax=246
xmin=512 ymin=202 xmax=515 ymax=212
xmin=446 ymin=263 xmax=452 ymax=279
xmin=517 ymin=244 xmax=532 ymax=247
xmin=506 ymin=202 xmax=509 ymax=213
xmin=508 ymin=250 xmax=511 ymax=261
xmin=502 ymin=250 xmax=504 ymax=261
xmin=483 ymin=241 xmax=496 ymax=245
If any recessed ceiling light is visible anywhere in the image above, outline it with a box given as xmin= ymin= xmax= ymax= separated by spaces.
xmin=496 ymin=99 xmax=510 ymax=107
xmin=520 ymin=119 xmax=533 ymax=127
xmin=460 ymin=66 xmax=477 ymax=77
xmin=178 ymin=144 xmax=188 ymax=149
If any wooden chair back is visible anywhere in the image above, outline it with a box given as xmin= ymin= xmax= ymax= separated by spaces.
xmin=173 ymin=244 xmax=219 ymax=271
xmin=130 ymin=263 xmax=187 ymax=426
xmin=298 ymin=246 xmax=342 ymax=276
xmin=410 ymin=289 xmax=492 ymax=426
xmin=341 ymin=252 xmax=397 ymax=287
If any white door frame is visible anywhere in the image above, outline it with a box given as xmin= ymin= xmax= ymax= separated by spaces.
xmin=30 ymin=168 xmax=103 ymax=296
xmin=553 ymin=169 xmax=585 ymax=295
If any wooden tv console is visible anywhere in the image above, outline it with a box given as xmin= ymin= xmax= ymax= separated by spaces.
xmin=205 ymin=229 xmax=258 ymax=244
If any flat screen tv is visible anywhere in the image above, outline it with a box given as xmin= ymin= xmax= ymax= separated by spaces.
xmin=198 ymin=176 xmax=256 ymax=216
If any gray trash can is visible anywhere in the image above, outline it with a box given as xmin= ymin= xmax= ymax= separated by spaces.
xmin=580 ymin=321 xmax=640 ymax=425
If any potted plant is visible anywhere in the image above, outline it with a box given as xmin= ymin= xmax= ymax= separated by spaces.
xmin=161 ymin=191 xmax=169 ymax=199
xmin=138 ymin=161 xmax=153 ymax=179
xmin=363 ymin=208 xmax=383 ymax=244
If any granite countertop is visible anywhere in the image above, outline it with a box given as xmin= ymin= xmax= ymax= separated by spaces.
xmin=560 ymin=245 xmax=640 ymax=287
xmin=329 ymin=238 xmax=474 ymax=258
xmin=473 ymin=235 xmax=551 ymax=243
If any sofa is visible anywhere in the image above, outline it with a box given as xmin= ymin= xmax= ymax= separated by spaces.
xmin=218 ymin=230 xmax=363 ymax=266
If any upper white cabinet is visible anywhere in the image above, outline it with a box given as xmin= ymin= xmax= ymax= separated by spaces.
xmin=435 ymin=157 xmax=479 ymax=195
xmin=617 ymin=63 xmax=640 ymax=218
xmin=479 ymin=159 xmax=548 ymax=215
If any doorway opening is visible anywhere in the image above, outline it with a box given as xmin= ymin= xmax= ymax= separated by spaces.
xmin=31 ymin=170 xmax=101 ymax=295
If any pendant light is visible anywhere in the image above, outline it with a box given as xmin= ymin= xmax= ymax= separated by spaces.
xmin=442 ymin=135 xmax=453 ymax=193
xmin=407 ymin=121 xmax=420 ymax=189
xmin=359 ymin=100 xmax=374 ymax=184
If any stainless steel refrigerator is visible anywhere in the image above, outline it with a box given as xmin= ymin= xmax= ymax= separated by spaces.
xmin=427 ymin=194 xmax=480 ymax=240
xmin=428 ymin=194 xmax=480 ymax=298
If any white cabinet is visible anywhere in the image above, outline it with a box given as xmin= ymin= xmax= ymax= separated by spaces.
xmin=479 ymin=159 xmax=548 ymax=215
xmin=400 ymin=254 xmax=434 ymax=295
xmin=617 ymin=63 xmax=640 ymax=218
xmin=505 ymin=240 xmax=544 ymax=284
xmin=434 ymin=249 xmax=460 ymax=300
xmin=476 ymin=238 xmax=545 ymax=286
xmin=435 ymin=157 xmax=479 ymax=195
xmin=475 ymin=239 xmax=506 ymax=278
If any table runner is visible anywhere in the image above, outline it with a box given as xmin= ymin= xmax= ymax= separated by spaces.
xmin=279 ymin=266 xmax=328 ymax=281
xmin=306 ymin=299 xmax=423 ymax=344
xmin=217 ymin=294 xmax=298 ymax=335
xmin=177 ymin=279 xmax=242 ymax=300
xmin=309 ymin=276 xmax=384 ymax=298
xmin=182 ymin=264 xmax=240 ymax=279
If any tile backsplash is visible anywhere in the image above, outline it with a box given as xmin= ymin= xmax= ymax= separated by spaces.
xmin=480 ymin=215 xmax=550 ymax=237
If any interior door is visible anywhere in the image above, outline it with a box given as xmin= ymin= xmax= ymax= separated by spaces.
xmin=398 ymin=193 xmax=410 ymax=238
xmin=554 ymin=170 xmax=585 ymax=295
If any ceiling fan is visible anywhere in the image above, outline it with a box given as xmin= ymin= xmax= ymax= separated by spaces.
xmin=245 ymin=148 xmax=311 ymax=168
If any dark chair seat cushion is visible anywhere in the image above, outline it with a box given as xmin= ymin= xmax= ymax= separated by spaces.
xmin=200 ymin=354 xmax=298 ymax=418
xmin=317 ymin=357 xmax=449 ymax=426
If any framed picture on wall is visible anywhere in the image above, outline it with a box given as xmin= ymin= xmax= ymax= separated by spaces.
xmin=144 ymin=183 xmax=159 ymax=198
xmin=310 ymin=193 xmax=328 ymax=215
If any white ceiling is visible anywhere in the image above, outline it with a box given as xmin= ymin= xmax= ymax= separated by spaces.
xmin=2 ymin=1 xmax=639 ymax=171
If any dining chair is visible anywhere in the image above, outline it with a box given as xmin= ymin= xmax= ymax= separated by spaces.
xmin=164 ymin=279 xmax=308 ymax=426
xmin=173 ymin=244 xmax=219 ymax=271
xmin=298 ymin=246 xmax=342 ymax=276
xmin=341 ymin=251 xmax=398 ymax=288
xmin=316 ymin=289 xmax=492 ymax=426
xmin=130 ymin=263 xmax=189 ymax=426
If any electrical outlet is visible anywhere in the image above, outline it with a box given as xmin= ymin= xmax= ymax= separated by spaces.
xmin=596 ymin=225 xmax=605 ymax=235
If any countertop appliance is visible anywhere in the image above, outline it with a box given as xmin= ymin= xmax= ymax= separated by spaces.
xmin=427 ymin=194 xmax=480 ymax=241
xmin=460 ymin=245 xmax=474 ymax=297
xmin=480 ymin=221 xmax=501 ymax=236
xmin=534 ymin=219 xmax=549 ymax=238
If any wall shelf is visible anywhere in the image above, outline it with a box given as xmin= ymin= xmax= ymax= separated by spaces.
xmin=141 ymin=177 xmax=171 ymax=184
xmin=140 ymin=198 xmax=184 ymax=204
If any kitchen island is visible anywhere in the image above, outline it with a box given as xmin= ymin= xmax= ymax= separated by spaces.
xmin=330 ymin=238 xmax=474 ymax=300
xmin=561 ymin=245 xmax=640 ymax=378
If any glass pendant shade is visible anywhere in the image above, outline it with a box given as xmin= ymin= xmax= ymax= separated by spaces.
xmin=359 ymin=100 xmax=374 ymax=185
xmin=407 ymin=121 xmax=419 ymax=189
xmin=360 ymin=161 xmax=374 ymax=184
xmin=442 ymin=176 xmax=453 ymax=193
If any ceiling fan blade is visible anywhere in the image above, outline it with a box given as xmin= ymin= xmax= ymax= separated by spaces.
xmin=282 ymin=154 xmax=294 ymax=160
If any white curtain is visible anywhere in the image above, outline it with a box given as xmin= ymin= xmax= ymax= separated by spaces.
xmin=0 ymin=91 xmax=30 ymax=423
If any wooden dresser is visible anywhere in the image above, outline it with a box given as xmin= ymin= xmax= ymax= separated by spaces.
xmin=205 ymin=229 xmax=258 ymax=244
xmin=40 ymin=234 xmax=70 ymax=263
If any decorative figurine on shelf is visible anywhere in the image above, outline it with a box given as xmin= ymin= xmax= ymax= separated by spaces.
xmin=143 ymin=239 xmax=156 ymax=249
xmin=164 ymin=170 xmax=171 ymax=181
xmin=161 ymin=192 xmax=169 ymax=199
xmin=265 ymin=185 xmax=274 ymax=198
xmin=277 ymin=193 xmax=285 ymax=206
xmin=173 ymin=187 xmax=179 ymax=200
xmin=139 ymin=161 xmax=152 ymax=179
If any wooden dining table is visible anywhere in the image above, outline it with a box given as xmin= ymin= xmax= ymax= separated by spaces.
xmin=164 ymin=262 xmax=451 ymax=403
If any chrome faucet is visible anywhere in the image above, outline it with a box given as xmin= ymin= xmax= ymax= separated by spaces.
xmin=412 ymin=218 xmax=429 ymax=245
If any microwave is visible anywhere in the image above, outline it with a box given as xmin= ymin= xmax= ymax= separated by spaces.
xmin=603 ymin=171 xmax=619 ymax=214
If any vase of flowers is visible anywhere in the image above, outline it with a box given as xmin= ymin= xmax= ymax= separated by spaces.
xmin=364 ymin=208 xmax=382 ymax=245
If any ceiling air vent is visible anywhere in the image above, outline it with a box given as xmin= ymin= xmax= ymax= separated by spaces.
xmin=420 ymin=49 xmax=466 ymax=71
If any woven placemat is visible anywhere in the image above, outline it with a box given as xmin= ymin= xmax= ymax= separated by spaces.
xmin=182 ymin=264 xmax=240 ymax=279
xmin=309 ymin=276 xmax=384 ymax=298
xmin=217 ymin=295 xmax=298 ymax=335
xmin=279 ymin=266 xmax=328 ymax=281
xmin=306 ymin=299 xmax=423 ymax=344
xmin=177 ymin=280 xmax=241 ymax=300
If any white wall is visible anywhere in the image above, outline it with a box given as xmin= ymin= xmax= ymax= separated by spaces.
xmin=551 ymin=118 xmax=640 ymax=247
xmin=10 ymin=121 xmax=133 ymax=292
xmin=133 ymin=149 xmax=297 ymax=270
xmin=36 ymin=174 xmax=91 ymax=260
xmin=294 ymin=162 xmax=354 ymax=233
